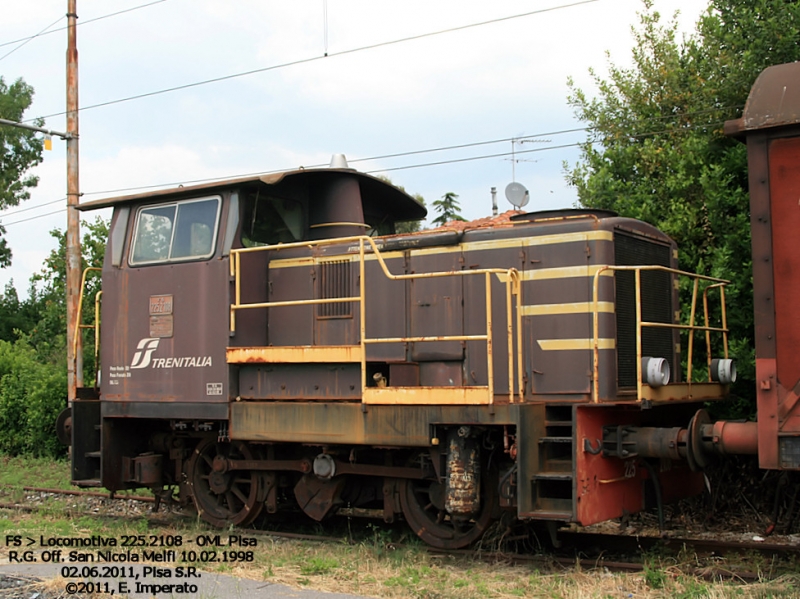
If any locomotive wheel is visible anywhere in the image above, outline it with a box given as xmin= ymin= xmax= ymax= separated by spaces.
xmin=398 ymin=473 xmax=496 ymax=549
xmin=188 ymin=438 xmax=265 ymax=527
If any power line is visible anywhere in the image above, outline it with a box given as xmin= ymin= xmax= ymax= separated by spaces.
xmin=0 ymin=197 xmax=66 ymax=218
xmin=348 ymin=128 xmax=584 ymax=165
xmin=1 ymin=141 xmax=584 ymax=227
xmin=366 ymin=142 xmax=583 ymax=175
xmin=1 ymin=207 xmax=66 ymax=227
xmin=80 ymin=127 xmax=587 ymax=197
xmin=0 ymin=0 xmax=169 ymax=50
xmin=0 ymin=14 xmax=64 ymax=62
xmin=76 ymin=106 xmax=740 ymax=198
xmin=29 ymin=0 xmax=599 ymax=122
xmin=3 ymin=109 xmax=743 ymax=224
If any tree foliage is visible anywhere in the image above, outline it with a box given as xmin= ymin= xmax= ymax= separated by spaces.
xmin=566 ymin=0 xmax=800 ymax=415
xmin=0 ymin=219 xmax=107 ymax=458
xmin=0 ymin=77 xmax=44 ymax=267
xmin=26 ymin=218 xmax=108 ymax=368
xmin=374 ymin=175 xmax=427 ymax=234
xmin=0 ymin=337 xmax=67 ymax=457
xmin=431 ymin=192 xmax=466 ymax=227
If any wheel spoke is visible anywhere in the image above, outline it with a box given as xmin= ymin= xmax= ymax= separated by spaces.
xmin=225 ymin=491 xmax=237 ymax=513
xmin=231 ymin=485 xmax=248 ymax=504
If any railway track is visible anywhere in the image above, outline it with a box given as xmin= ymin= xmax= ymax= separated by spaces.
xmin=1 ymin=484 xmax=797 ymax=583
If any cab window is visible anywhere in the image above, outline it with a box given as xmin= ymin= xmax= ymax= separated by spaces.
xmin=130 ymin=196 xmax=220 ymax=265
xmin=241 ymin=193 xmax=304 ymax=247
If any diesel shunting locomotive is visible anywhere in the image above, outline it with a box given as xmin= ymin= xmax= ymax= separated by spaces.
xmin=62 ymin=61 xmax=800 ymax=548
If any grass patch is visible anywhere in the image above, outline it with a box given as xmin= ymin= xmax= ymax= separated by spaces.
xmin=0 ymin=455 xmax=71 ymax=489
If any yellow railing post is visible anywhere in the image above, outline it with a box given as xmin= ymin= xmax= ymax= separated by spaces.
xmin=359 ymin=238 xmax=367 ymax=399
xmin=485 ymin=271 xmax=494 ymax=404
xmin=506 ymin=273 xmax=514 ymax=403
xmin=72 ymin=267 xmax=103 ymax=389
xmin=635 ymin=269 xmax=643 ymax=402
xmin=514 ymin=271 xmax=523 ymax=402
xmin=687 ymin=278 xmax=700 ymax=384
xmin=94 ymin=290 xmax=102 ymax=388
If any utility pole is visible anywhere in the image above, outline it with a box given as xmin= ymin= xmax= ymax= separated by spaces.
xmin=66 ymin=0 xmax=82 ymax=401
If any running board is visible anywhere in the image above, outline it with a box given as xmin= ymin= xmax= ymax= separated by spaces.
xmin=227 ymin=345 xmax=363 ymax=363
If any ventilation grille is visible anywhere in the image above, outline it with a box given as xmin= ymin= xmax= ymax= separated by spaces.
xmin=318 ymin=259 xmax=352 ymax=318
xmin=614 ymin=232 xmax=674 ymax=388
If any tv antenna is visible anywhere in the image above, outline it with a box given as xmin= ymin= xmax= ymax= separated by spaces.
xmin=506 ymin=136 xmax=549 ymax=181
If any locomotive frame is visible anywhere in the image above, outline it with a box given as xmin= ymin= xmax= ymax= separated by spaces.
xmin=63 ymin=61 xmax=800 ymax=549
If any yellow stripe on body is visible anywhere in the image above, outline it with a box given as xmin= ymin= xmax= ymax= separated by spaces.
xmin=522 ymin=265 xmax=616 ymax=281
xmin=521 ymin=302 xmax=615 ymax=316
xmin=537 ymin=338 xmax=616 ymax=351
xmin=267 ymin=230 xmax=613 ymax=269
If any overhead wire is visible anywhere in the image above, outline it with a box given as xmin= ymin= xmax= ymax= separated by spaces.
xmin=0 ymin=14 xmax=64 ymax=62
xmin=28 ymin=0 xmax=599 ymax=122
xmin=78 ymin=127 xmax=587 ymax=197
xmin=0 ymin=116 xmax=737 ymax=228
xmin=367 ymin=142 xmax=583 ymax=175
xmin=0 ymin=198 xmax=66 ymax=218
xmin=0 ymin=141 xmax=583 ymax=227
xmin=0 ymin=109 xmax=742 ymax=225
xmin=0 ymin=0 xmax=169 ymax=49
xmin=75 ymin=108 xmax=739 ymax=198
xmin=1 ymin=208 xmax=66 ymax=227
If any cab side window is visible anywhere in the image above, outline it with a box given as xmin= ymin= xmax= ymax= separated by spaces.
xmin=130 ymin=196 xmax=221 ymax=265
xmin=241 ymin=193 xmax=304 ymax=247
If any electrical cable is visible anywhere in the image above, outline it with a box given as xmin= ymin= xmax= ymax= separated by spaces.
xmin=78 ymin=115 xmax=736 ymax=196
xmin=0 ymin=0 xmax=169 ymax=49
xmin=1 ymin=208 xmax=66 ymax=227
xmin=0 ymin=14 xmax=64 ymax=62
xmin=79 ymin=127 xmax=585 ymax=197
xmin=1 ymin=113 xmax=740 ymax=224
xmin=0 ymin=198 xmax=65 ymax=217
xmin=366 ymin=142 xmax=583 ymax=174
xmin=28 ymin=0 xmax=599 ymax=122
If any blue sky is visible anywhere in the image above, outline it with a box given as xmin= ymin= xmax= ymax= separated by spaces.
xmin=0 ymin=0 xmax=705 ymax=295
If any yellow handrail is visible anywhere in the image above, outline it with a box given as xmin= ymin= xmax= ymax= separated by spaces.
xmin=229 ymin=236 xmax=523 ymax=404
xmin=591 ymin=265 xmax=730 ymax=403
xmin=73 ymin=267 xmax=103 ymax=389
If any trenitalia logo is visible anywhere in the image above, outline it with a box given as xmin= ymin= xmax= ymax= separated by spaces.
xmin=130 ymin=338 xmax=160 ymax=369
xmin=129 ymin=337 xmax=213 ymax=370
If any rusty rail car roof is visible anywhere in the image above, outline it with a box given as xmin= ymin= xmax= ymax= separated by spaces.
xmin=75 ymin=167 xmax=427 ymax=221
xmin=724 ymin=61 xmax=800 ymax=137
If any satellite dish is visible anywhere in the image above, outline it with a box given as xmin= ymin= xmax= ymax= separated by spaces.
xmin=505 ymin=182 xmax=530 ymax=208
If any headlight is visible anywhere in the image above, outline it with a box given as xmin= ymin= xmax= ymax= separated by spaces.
xmin=641 ymin=356 xmax=670 ymax=387
xmin=710 ymin=358 xmax=737 ymax=384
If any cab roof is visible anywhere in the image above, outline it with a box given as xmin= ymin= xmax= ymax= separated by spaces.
xmin=76 ymin=167 xmax=427 ymax=222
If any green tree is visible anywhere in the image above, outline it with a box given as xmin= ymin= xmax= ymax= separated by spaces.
xmin=0 ymin=218 xmax=107 ymax=458
xmin=374 ymin=175 xmax=427 ymax=234
xmin=0 ymin=77 xmax=45 ymax=267
xmin=0 ymin=337 xmax=67 ymax=457
xmin=0 ymin=281 xmax=38 ymax=341
xmin=431 ymin=192 xmax=466 ymax=227
xmin=27 ymin=218 xmax=108 ymax=368
xmin=395 ymin=193 xmax=427 ymax=234
xmin=565 ymin=0 xmax=800 ymax=415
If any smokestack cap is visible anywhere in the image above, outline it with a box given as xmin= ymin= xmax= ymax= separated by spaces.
xmin=329 ymin=153 xmax=349 ymax=169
